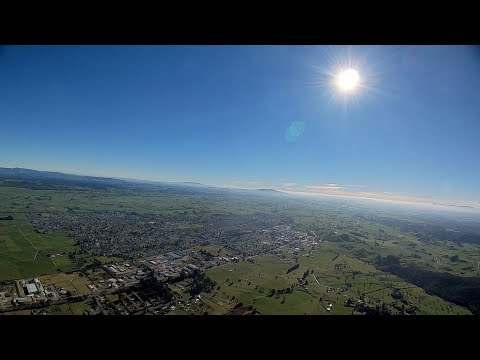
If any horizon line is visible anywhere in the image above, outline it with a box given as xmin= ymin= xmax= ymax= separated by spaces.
xmin=1 ymin=164 xmax=479 ymax=210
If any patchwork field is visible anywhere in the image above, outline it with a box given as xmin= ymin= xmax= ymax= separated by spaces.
xmin=2 ymin=182 xmax=480 ymax=315
xmin=203 ymin=248 xmax=471 ymax=315
xmin=0 ymin=213 xmax=79 ymax=280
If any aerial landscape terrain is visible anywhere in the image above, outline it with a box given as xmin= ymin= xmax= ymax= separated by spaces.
xmin=1 ymin=168 xmax=479 ymax=315
xmin=1 ymin=45 xmax=479 ymax=316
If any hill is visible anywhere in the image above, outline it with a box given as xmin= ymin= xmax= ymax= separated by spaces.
xmin=257 ymin=189 xmax=282 ymax=194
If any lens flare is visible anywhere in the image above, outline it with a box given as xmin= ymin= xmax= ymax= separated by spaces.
xmin=285 ymin=121 xmax=305 ymax=142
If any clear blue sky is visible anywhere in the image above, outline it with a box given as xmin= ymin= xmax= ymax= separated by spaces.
xmin=1 ymin=45 xmax=479 ymax=202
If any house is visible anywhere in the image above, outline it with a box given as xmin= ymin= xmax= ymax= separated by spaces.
xmin=187 ymin=264 xmax=198 ymax=271
xmin=13 ymin=297 xmax=28 ymax=305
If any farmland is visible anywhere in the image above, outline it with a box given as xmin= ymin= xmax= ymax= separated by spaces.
xmin=1 ymin=173 xmax=480 ymax=315
xmin=0 ymin=213 xmax=79 ymax=280
xmin=202 ymin=249 xmax=471 ymax=315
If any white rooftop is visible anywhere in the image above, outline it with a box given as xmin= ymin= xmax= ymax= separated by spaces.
xmin=26 ymin=283 xmax=38 ymax=294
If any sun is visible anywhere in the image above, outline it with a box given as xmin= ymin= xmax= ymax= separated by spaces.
xmin=310 ymin=47 xmax=377 ymax=106
xmin=336 ymin=68 xmax=360 ymax=92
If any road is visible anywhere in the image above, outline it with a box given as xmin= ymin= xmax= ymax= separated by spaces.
xmin=312 ymin=273 xmax=321 ymax=285
xmin=51 ymin=256 xmax=58 ymax=267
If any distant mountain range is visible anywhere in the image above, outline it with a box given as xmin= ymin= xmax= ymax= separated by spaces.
xmin=257 ymin=188 xmax=281 ymax=193
xmin=0 ymin=167 xmax=124 ymax=183
xmin=0 ymin=167 xmax=286 ymax=196
xmin=0 ymin=168 xmax=220 ymax=189
xmin=0 ymin=167 xmax=129 ymax=190
xmin=181 ymin=182 xmax=205 ymax=186
xmin=432 ymin=202 xmax=475 ymax=209
xmin=2 ymin=167 xmax=101 ymax=178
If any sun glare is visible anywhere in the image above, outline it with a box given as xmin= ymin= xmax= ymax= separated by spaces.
xmin=309 ymin=47 xmax=379 ymax=106
xmin=337 ymin=68 xmax=359 ymax=92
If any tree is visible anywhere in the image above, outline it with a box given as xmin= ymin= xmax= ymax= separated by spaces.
xmin=138 ymin=273 xmax=173 ymax=301
xmin=188 ymin=272 xmax=216 ymax=296
xmin=302 ymin=269 xmax=310 ymax=279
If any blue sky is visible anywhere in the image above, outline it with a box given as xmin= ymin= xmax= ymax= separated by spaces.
xmin=1 ymin=45 xmax=479 ymax=205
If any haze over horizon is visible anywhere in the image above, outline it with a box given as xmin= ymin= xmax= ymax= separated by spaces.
xmin=1 ymin=165 xmax=479 ymax=210
xmin=1 ymin=45 xmax=479 ymax=207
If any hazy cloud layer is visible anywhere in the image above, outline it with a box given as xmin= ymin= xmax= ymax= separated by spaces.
xmin=307 ymin=185 xmax=343 ymax=191
xmin=282 ymin=185 xmax=480 ymax=209
xmin=211 ymin=181 xmax=479 ymax=209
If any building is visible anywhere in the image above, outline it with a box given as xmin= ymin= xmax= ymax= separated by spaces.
xmin=186 ymin=264 xmax=199 ymax=271
xmin=13 ymin=297 xmax=28 ymax=305
xmin=33 ymin=278 xmax=44 ymax=294
xmin=105 ymin=265 xmax=120 ymax=277
xmin=25 ymin=283 xmax=38 ymax=295
xmin=165 ymin=252 xmax=181 ymax=261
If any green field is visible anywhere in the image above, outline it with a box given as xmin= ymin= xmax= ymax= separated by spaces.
xmin=68 ymin=299 xmax=92 ymax=315
xmin=318 ymin=224 xmax=480 ymax=279
xmin=204 ymin=248 xmax=471 ymax=315
xmin=50 ymin=255 xmax=77 ymax=272
xmin=47 ymin=303 xmax=73 ymax=315
xmin=0 ymin=186 xmax=127 ymax=280
xmin=91 ymin=256 xmax=124 ymax=264
xmin=0 ymin=213 xmax=79 ymax=280
xmin=2 ymin=309 xmax=32 ymax=315
xmin=194 ymin=244 xmax=232 ymax=258
xmin=38 ymin=272 xmax=93 ymax=296
xmin=0 ymin=186 xmax=288 ymax=216
xmin=167 ymin=307 xmax=189 ymax=315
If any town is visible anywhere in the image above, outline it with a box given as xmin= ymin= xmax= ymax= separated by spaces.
xmin=0 ymin=223 xmax=324 ymax=315
xmin=26 ymin=210 xmax=326 ymax=260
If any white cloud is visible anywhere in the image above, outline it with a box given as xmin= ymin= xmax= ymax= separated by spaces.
xmin=307 ymin=185 xmax=343 ymax=191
